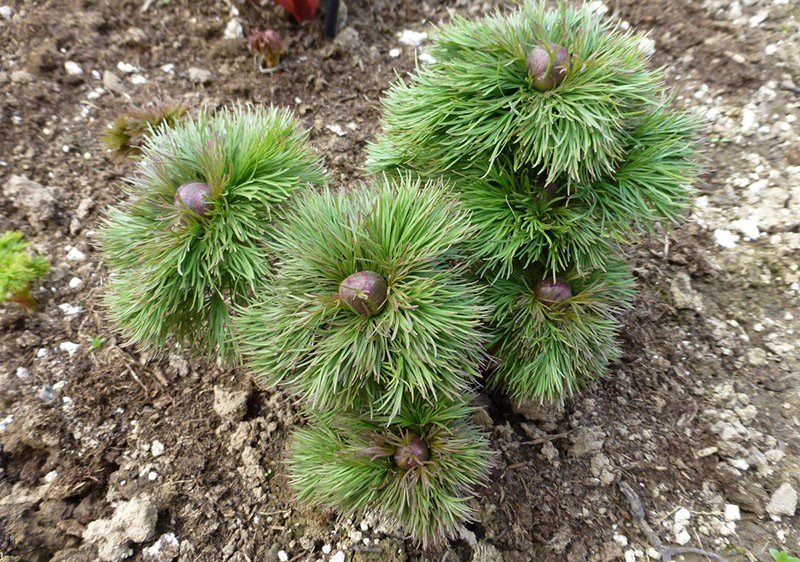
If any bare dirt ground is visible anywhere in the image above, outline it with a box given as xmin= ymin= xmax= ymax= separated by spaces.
xmin=1 ymin=0 xmax=798 ymax=561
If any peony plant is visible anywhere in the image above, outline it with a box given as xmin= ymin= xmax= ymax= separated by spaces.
xmin=234 ymin=175 xmax=494 ymax=543
xmin=366 ymin=1 xmax=701 ymax=402
xmin=234 ymin=175 xmax=489 ymax=417
xmin=288 ymin=400 xmax=493 ymax=547
xmin=99 ymin=104 xmax=327 ymax=361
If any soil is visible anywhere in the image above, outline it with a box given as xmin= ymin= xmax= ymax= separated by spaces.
xmin=1 ymin=0 xmax=799 ymax=561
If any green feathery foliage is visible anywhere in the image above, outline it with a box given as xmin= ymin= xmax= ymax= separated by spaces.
xmin=0 ymin=231 xmax=50 ymax=310
xmin=288 ymin=399 xmax=494 ymax=547
xmin=102 ymin=99 xmax=190 ymax=156
xmin=449 ymin=161 xmax=618 ymax=279
xmin=99 ymin=104 xmax=327 ymax=361
xmin=366 ymin=1 xmax=666 ymax=184
xmin=579 ymin=105 xmax=703 ymax=234
xmin=235 ymin=175 xmax=489 ymax=417
xmin=486 ymin=257 xmax=636 ymax=401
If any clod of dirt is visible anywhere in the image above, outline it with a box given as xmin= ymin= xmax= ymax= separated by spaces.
xmin=670 ymin=271 xmax=706 ymax=313
xmin=213 ymin=385 xmax=251 ymax=422
xmin=3 ymin=174 xmax=59 ymax=231
xmin=510 ymin=399 xmax=565 ymax=427
xmin=83 ymin=494 xmax=158 ymax=562
xmin=471 ymin=540 xmax=503 ymax=562
xmin=765 ymin=482 xmax=798 ymax=518
xmin=569 ymin=426 xmax=606 ymax=458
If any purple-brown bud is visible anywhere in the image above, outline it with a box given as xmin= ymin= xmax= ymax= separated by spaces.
xmin=248 ymin=29 xmax=285 ymax=69
xmin=393 ymin=434 xmax=430 ymax=470
xmin=534 ymin=277 xmax=572 ymax=308
xmin=338 ymin=271 xmax=388 ymax=317
xmin=527 ymin=43 xmax=570 ymax=92
xmin=174 ymin=182 xmax=213 ymax=220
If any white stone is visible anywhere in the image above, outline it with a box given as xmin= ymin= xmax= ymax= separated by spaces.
xmin=66 ymin=245 xmax=87 ymax=261
xmin=44 ymin=470 xmax=58 ymax=483
xmin=766 ymin=483 xmax=798 ymax=517
xmin=713 ymin=229 xmax=739 ymax=249
xmin=58 ymin=303 xmax=83 ymax=316
xmin=278 ymin=551 xmax=289 ymax=562
xmin=69 ymin=277 xmax=83 ymax=289
xmin=330 ymin=552 xmax=345 ymax=562
xmin=613 ymin=533 xmax=629 ymax=547
xmin=64 ymin=61 xmax=84 ymax=76
xmin=741 ymin=108 xmax=757 ymax=133
xmin=142 ymin=533 xmax=179 ymax=562
xmin=674 ymin=507 xmax=691 ymax=525
xmin=418 ymin=52 xmax=436 ymax=65
xmin=0 ymin=415 xmax=13 ymax=432
xmin=637 ymin=36 xmax=656 ymax=57
xmin=326 ymin=124 xmax=346 ymax=136
xmin=130 ymin=74 xmax=148 ymax=85
xmin=148 ymin=471 xmax=158 ymax=481
xmin=389 ymin=48 xmax=401 ymax=58
xmin=397 ymin=29 xmax=427 ymax=46
xmin=59 ymin=341 xmax=80 ymax=356
xmin=322 ymin=544 xmax=332 ymax=554
xmin=748 ymin=10 xmax=768 ymax=27
xmin=729 ymin=458 xmax=750 ymax=471
xmin=624 ymin=550 xmax=636 ymax=562
xmin=0 ymin=5 xmax=15 ymax=19
xmin=675 ymin=529 xmax=691 ymax=545
xmin=724 ymin=504 xmax=741 ymax=522
xmin=585 ymin=1 xmax=608 ymax=15
xmin=224 ymin=18 xmax=243 ymax=39
xmin=730 ymin=216 xmax=760 ymax=240
xmin=160 ymin=63 xmax=175 ymax=74
xmin=117 ymin=61 xmax=140 ymax=74
xmin=151 ymin=440 xmax=165 ymax=457
xmin=16 ymin=367 xmax=30 ymax=379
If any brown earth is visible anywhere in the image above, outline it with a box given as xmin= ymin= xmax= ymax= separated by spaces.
xmin=1 ymin=0 xmax=798 ymax=561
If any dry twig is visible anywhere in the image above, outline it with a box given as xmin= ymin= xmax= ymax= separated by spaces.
xmin=619 ymin=481 xmax=732 ymax=562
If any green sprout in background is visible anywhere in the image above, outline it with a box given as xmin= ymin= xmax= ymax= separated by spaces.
xmin=99 ymin=104 xmax=328 ymax=362
xmin=0 ymin=231 xmax=50 ymax=311
xmin=102 ymin=99 xmax=190 ymax=156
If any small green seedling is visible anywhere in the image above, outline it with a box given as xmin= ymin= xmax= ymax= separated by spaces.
xmin=88 ymin=336 xmax=108 ymax=352
xmin=102 ymin=99 xmax=190 ymax=156
xmin=0 ymin=231 xmax=50 ymax=311
xmin=771 ymin=550 xmax=800 ymax=562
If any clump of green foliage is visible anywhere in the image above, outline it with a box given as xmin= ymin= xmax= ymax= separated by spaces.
xmin=235 ymin=175 xmax=489 ymax=416
xmin=102 ymin=99 xmax=190 ymax=156
xmin=367 ymin=1 xmax=701 ymax=403
xmin=288 ymin=401 xmax=492 ymax=547
xmin=99 ymin=104 xmax=328 ymax=361
xmin=234 ymin=175 xmax=494 ymax=544
xmin=0 ymin=231 xmax=50 ymax=311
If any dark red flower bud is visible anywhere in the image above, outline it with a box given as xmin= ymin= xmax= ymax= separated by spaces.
xmin=534 ymin=277 xmax=572 ymax=308
xmin=338 ymin=271 xmax=388 ymax=316
xmin=393 ymin=434 xmax=430 ymax=470
xmin=174 ymin=182 xmax=213 ymax=220
xmin=248 ymin=29 xmax=285 ymax=69
xmin=527 ymin=43 xmax=570 ymax=92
